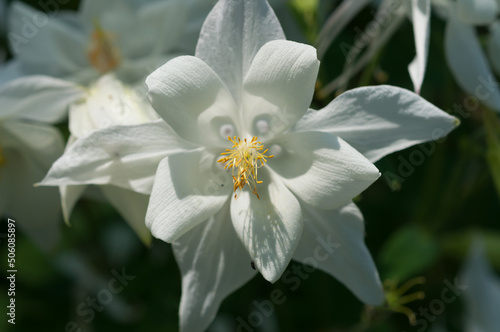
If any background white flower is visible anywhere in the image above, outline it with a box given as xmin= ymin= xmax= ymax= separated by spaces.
xmin=439 ymin=0 xmax=500 ymax=113
xmin=61 ymin=74 xmax=160 ymax=244
xmin=0 ymin=75 xmax=83 ymax=251
xmin=459 ymin=241 xmax=500 ymax=332
xmin=2 ymin=0 xmax=207 ymax=85
xmin=430 ymin=240 xmax=500 ymax=332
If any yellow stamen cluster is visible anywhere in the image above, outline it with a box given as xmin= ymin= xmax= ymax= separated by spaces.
xmin=88 ymin=21 xmax=121 ymax=73
xmin=219 ymin=136 xmax=273 ymax=199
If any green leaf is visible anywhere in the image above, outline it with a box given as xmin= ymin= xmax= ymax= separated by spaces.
xmin=378 ymin=225 xmax=439 ymax=281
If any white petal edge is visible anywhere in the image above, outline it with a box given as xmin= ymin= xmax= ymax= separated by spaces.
xmin=173 ymin=200 xmax=256 ymax=332
xmin=487 ymin=21 xmax=500 ymax=76
xmin=0 ymin=121 xmax=64 ymax=252
xmin=460 ymin=241 xmax=500 ymax=332
xmin=445 ymin=18 xmax=500 ymax=112
xmin=293 ymin=85 xmax=459 ymax=162
xmin=293 ymin=202 xmax=384 ymax=305
xmin=0 ymin=60 xmax=25 ymax=86
xmin=195 ymin=0 xmax=285 ymax=101
xmin=2 ymin=120 xmax=65 ymax=170
xmin=101 ymin=185 xmax=152 ymax=246
xmin=60 ymin=184 xmax=87 ymax=225
xmin=40 ymin=120 xmax=193 ymax=194
xmin=408 ymin=0 xmax=431 ymax=94
xmin=269 ymin=131 xmax=379 ymax=209
xmin=0 ymin=75 xmax=84 ymax=123
xmin=457 ymin=0 xmax=498 ymax=25
xmin=146 ymin=56 xmax=240 ymax=148
xmin=8 ymin=2 xmax=87 ymax=77
xmin=242 ymin=40 xmax=319 ymax=140
xmin=146 ymin=149 xmax=232 ymax=243
xmin=230 ymin=171 xmax=303 ymax=283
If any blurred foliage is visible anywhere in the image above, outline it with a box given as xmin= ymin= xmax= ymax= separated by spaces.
xmin=0 ymin=0 xmax=499 ymax=332
xmin=378 ymin=225 xmax=439 ymax=282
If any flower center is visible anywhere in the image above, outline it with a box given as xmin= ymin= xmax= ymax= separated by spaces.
xmin=218 ymin=136 xmax=273 ymax=199
xmin=87 ymin=21 xmax=121 ymax=73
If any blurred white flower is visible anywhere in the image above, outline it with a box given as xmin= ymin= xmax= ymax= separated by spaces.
xmin=2 ymin=0 xmax=209 ymax=85
xmin=41 ymin=0 xmax=458 ymax=330
xmin=2 ymin=0 xmax=214 ymax=242
xmin=61 ymin=74 xmax=159 ymax=244
xmin=459 ymin=241 xmax=500 ymax=332
xmin=0 ymin=75 xmax=83 ymax=251
xmin=0 ymin=73 xmax=160 ymax=244
xmin=433 ymin=0 xmax=500 ymax=112
xmin=430 ymin=240 xmax=500 ymax=332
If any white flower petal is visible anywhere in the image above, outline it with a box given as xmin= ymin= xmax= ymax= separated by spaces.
xmin=8 ymin=2 xmax=87 ymax=77
xmin=69 ymin=74 xmax=158 ymax=138
xmin=146 ymin=150 xmax=232 ymax=243
xmin=242 ymin=40 xmax=319 ymax=139
xmin=294 ymin=85 xmax=459 ymax=162
xmin=173 ymin=201 xmax=256 ymax=332
xmin=146 ymin=56 xmax=240 ymax=147
xmin=174 ymin=0 xmax=214 ymax=55
xmin=0 ymin=75 xmax=84 ymax=123
xmin=2 ymin=120 xmax=65 ymax=170
xmin=41 ymin=120 xmax=192 ymax=194
xmin=101 ymin=185 xmax=151 ymax=245
xmin=1 ymin=149 xmax=62 ymax=251
xmin=408 ymin=0 xmax=431 ymax=94
xmin=293 ymin=202 xmax=384 ymax=305
xmin=68 ymin=101 xmax=95 ymax=139
xmin=269 ymin=131 xmax=379 ymax=209
xmin=460 ymin=241 xmax=500 ymax=332
xmin=487 ymin=21 xmax=500 ymax=76
xmin=0 ymin=60 xmax=25 ymax=86
xmin=230 ymin=172 xmax=303 ymax=283
xmin=60 ymin=184 xmax=86 ymax=225
xmin=1 ymin=121 xmax=64 ymax=252
xmin=457 ymin=0 xmax=498 ymax=25
xmin=80 ymin=0 xmax=134 ymax=26
xmin=445 ymin=18 xmax=500 ymax=112
xmin=137 ymin=0 xmax=187 ymax=57
xmin=195 ymin=0 xmax=285 ymax=101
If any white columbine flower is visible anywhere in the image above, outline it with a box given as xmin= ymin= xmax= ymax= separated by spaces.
xmin=0 ymin=75 xmax=84 ymax=251
xmin=41 ymin=0 xmax=458 ymax=330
